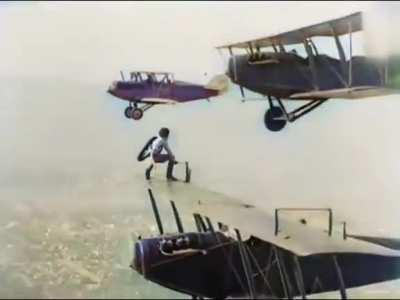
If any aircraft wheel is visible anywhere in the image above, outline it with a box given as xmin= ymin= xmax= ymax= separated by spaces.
xmin=124 ymin=106 xmax=133 ymax=119
xmin=132 ymin=108 xmax=144 ymax=120
xmin=264 ymin=107 xmax=286 ymax=131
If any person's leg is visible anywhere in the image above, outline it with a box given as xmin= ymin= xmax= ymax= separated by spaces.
xmin=166 ymin=157 xmax=177 ymax=180
xmin=153 ymin=154 xmax=170 ymax=163
xmin=146 ymin=153 xmax=169 ymax=181
xmin=153 ymin=154 xmax=177 ymax=180
xmin=145 ymin=163 xmax=153 ymax=180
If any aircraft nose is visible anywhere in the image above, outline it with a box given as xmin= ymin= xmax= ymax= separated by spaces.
xmin=131 ymin=240 xmax=145 ymax=275
xmin=107 ymin=81 xmax=117 ymax=94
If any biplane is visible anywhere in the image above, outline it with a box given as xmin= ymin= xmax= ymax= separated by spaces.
xmin=130 ymin=188 xmax=400 ymax=299
xmin=107 ymin=71 xmax=228 ymax=120
xmin=217 ymin=12 xmax=400 ymax=131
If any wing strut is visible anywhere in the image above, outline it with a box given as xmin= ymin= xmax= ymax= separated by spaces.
xmin=292 ymin=255 xmax=307 ymax=299
xmin=246 ymin=243 xmax=277 ymax=297
xmin=204 ymin=217 xmax=215 ymax=232
xmin=148 ymin=189 xmax=164 ymax=235
xmin=348 ymin=21 xmax=353 ymax=87
xmin=273 ymin=246 xmax=291 ymax=299
xmin=193 ymin=213 xmax=207 ymax=232
xmin=170 ymin=200 xmax=184 ymax=233
xmin=120 ymin=70 xmax=126 ymax=81
xmin=333 ymin=256 xmax=348 ymax=299
xmin=235 ymin=229 xmax=256 ymax=298
xmin=207 ymin=217 xmax=248 ymax=295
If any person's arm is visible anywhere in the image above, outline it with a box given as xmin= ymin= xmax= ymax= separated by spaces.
xmin=163 ymin=140 xmax=175 ymax=159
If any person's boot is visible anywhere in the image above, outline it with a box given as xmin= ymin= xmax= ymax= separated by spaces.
xmin=166 ymin=159 xmax=178 ymax=181
xmin=145 ymin=164 xmax=153 ymax=180
xmin=167 ymin=175 xmax=178 ymax=182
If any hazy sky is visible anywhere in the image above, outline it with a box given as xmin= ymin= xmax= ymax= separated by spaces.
xmin=0 ymin=1 xmax=374 ymax=83
xmin=3 ymin=2 xmax=400 ymax=238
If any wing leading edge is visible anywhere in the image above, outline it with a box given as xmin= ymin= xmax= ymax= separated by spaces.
xmin=217 ymin=12 xmax=362 ymax=50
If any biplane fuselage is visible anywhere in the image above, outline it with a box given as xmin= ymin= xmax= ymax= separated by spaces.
xmin=228 ymin=52 xmax=387 ymax=99
xmin=218 ymin=11 xmax=400 ymax=132
xmin=108 ymin=80 xmax=219 ymax=103
xmin=107 ymin=71 xmax=224 ymax=121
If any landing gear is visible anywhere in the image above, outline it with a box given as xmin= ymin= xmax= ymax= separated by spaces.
xmin=124 ymin=101 xmax=154 ymax=121
xmin=264 ymin=96 xmax=328 ymax=132
xmin=264 ymin=107 xmax=287 ymax=132
xmin=131 ymin=108 xmax=144 ymax=120
xmin=124 ymin=106 xmax=133 ymax=119
xmin=124 ymin=106 xmax=142 ymax=120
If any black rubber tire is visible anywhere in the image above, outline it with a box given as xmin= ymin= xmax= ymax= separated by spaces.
xmin=264 ymin=107 xmax=287 ymax=131
xmin=124 ymin=106 xmax=133 ymax=119
xmin=132 ymin=108 xmax=144 ymax=120
xmin=137 ymin=136 xmax=157 ymax=162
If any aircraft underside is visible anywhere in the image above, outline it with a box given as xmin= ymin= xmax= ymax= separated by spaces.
xmin=133 ymin=232 xmax=400 ymax=299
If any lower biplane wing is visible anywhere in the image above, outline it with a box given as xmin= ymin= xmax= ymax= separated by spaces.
xmin=147 ymin=181 xmax=400 ymax=257
xmin=290 ymin=86 xmax=399 ymax=100
xmin=139 ymin=98 xmax=178 ymax=104
xmin=132 ymin=183 xmax=400 ymax=299
xmin=346 ymin=235 xmax=400 ymax=251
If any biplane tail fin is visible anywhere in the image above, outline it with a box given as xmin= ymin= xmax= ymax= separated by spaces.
xmin=205 ymin=74 xmax=230 ymax=95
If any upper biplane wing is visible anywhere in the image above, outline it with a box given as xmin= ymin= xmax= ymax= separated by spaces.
xmin=216 ymin=11 xmax=362 ymax=50
xmin=129 ymin=71 xmax=175 ymax=83
xmin=289 ymin=86 xmax=399 ymax=100
xmin=130 ymin=71 xmax=174 ymax=76
xmin=148 ymin=181 xmax=400 ymax=257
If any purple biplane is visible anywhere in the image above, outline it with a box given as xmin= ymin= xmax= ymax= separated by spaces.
xmin=107 ymin=71 xmax=228 ymax=120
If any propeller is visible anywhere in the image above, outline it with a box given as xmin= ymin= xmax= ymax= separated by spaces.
xmin=205 ymin=73 xmax=230 ymax=95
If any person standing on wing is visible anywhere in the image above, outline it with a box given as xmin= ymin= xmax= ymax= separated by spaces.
xmin=146 ymin=127 xmax=178 ymax=181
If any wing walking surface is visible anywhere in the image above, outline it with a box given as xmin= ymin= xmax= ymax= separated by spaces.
xmin=216 ymin=12 xmax=362 ymax=50
xmin=148 ymin=181 xmax=400 ymax=258
xmin=289 ymin=86 xmax=400 ymax=100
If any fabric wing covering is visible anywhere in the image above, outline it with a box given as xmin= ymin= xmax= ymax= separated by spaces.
xmin=217 ymin=12 xmax=362 ymax=49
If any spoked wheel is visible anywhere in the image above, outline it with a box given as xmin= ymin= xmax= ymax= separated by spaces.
xmin=124 ymin=106 xmax=133 ymax=119
xmin=131 ymin=108 xmax=144 ymax=120
xmin=264 ymin=106 xmax=287 ymax=131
